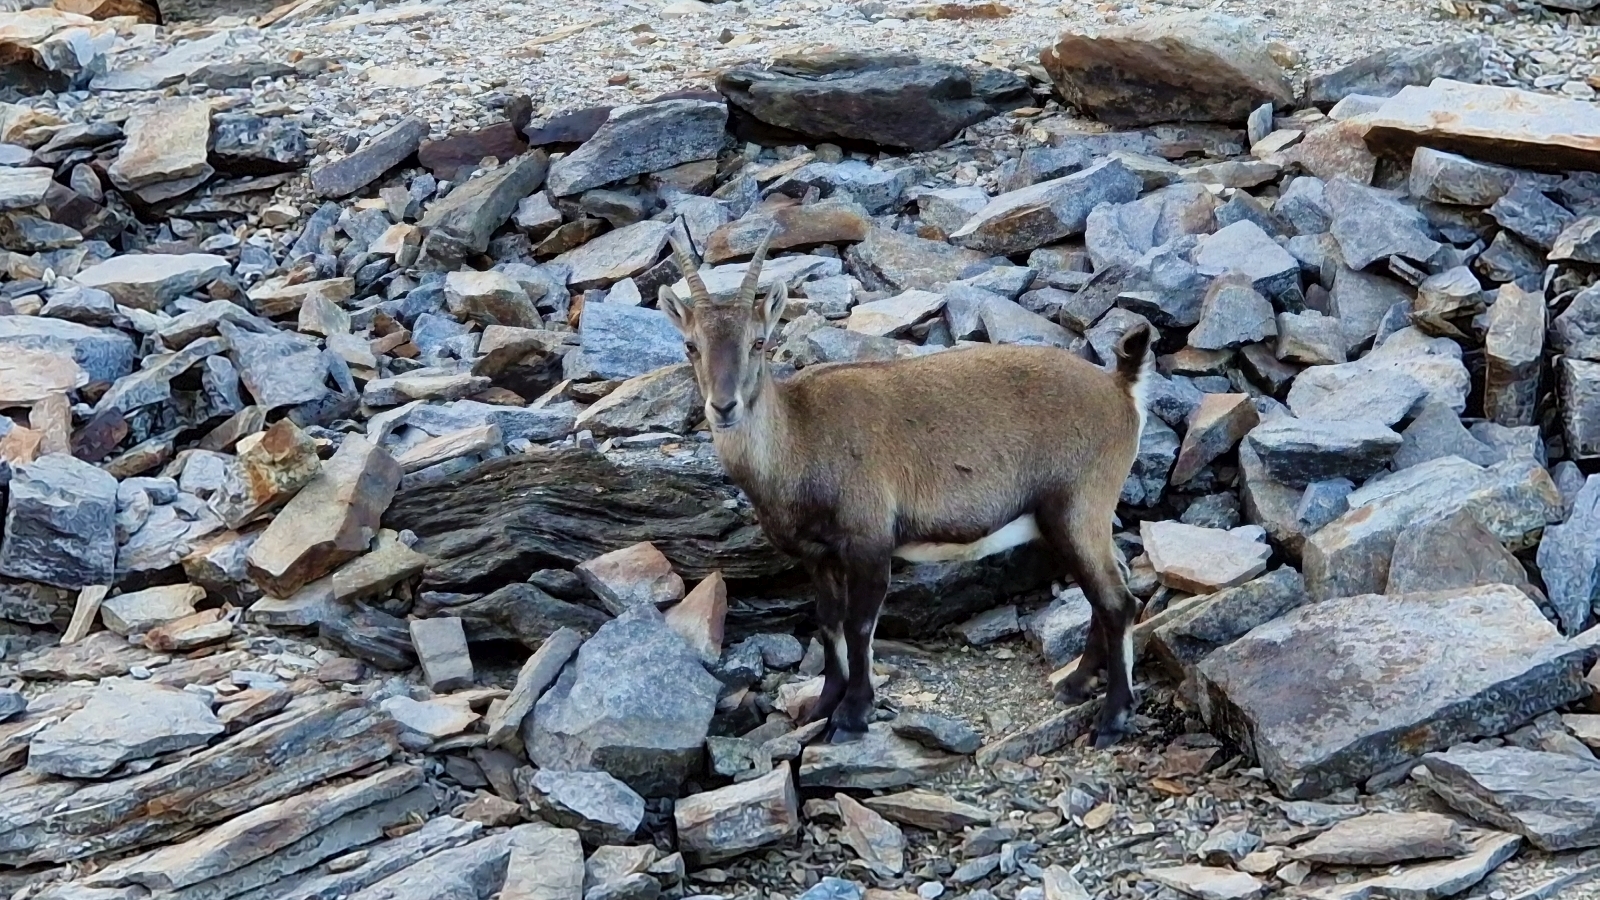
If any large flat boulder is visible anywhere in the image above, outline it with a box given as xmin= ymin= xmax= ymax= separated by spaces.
xmin=524 ymin=604 xmax=720 ymax=796
xmin=717 ymin=52 xmax=1028 ymax=152
xmin=1362 ymin=78 xmax=1600 ymax=172
xmin=1302 ymin=456 xmax=1562 ymax=601
xmin=1195 ymin=584 xmax=1588 ymax=798
xmin=1039 ymin=12 xmax=1293 ymax=127
xmin=548 ymin=99 xmax=725 ymax=197
xmin=1416 ymin=745 xmax=1600 ymax=852
xmin=0 ymin=453 xmax=118 ymax=589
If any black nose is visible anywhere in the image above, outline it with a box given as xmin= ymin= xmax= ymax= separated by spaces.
xmin=711 ymin=400 xmax=736 ymax=418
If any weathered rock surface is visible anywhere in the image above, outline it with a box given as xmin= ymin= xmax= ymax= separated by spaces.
xmin=548 ymin=99 xmax=726 ymax=196
xmin=673 ymin=762 xmax=800 ymax=863
xmin=1244 ymin=418 xmax=1401 ymax=487
xmin=525 ymin=605 xmax=720 ymax=796
xmin=29 ymin=681 xmax=223 ymax=778
xmin=1416 ymin=745 xmax=1600 ymax=852
xmin=1538 ymin=475 xmax=1600 ymax=637
xmin=1039 ymin=12 xmax=1293 ymax=127
xmin=1150 ymin=567 xmax=1308 ymax=676
xmin=528 ymin=768 xmax=645 ymax=844
xmin=1291 ymin=812 xmax=1468 ymax=865
xmin=1196 ymin=584 xmax=1588 ymax=798
xmin=1142 ymin=521 xmax=1271 ymax=594
xmin=0 ymin=454 xmax=118 ymax=589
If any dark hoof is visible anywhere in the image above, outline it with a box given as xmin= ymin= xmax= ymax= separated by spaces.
xmin=1090 ymin=708 xmax=1135 ymax=749
xmin=825 ymin=725 xmax=868 ymax=744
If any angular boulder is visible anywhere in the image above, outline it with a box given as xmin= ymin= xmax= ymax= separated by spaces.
xmin=29 ymin=681 xmax=224 ymax=778
xmin=1150 ymin=567 xmax=1308 ymax=677
xmin=547 ymin=99 xmax=726 ymax=196
xmin=948 ymin=158 xmax=1142 ymax=255
xmin=1039 ymin=12 xmax=1293 ymax=127
xmin=1303 ymin=456 xmax=1562 ymax=601
xmin=1195 ymin=584 xmax=1589 ymax=798
xmin=525 ymin=604 xmax=721 ymax=796
xmin=1416 ymin=745 xmax=1600 ymax=852
xmin=1244 ymin=417 xmax=1401 ymax=487
xmin=0 ymin=454 xmax=118 ymax=589
xmin=1537 ymin=475 xmax=1600 ymax=637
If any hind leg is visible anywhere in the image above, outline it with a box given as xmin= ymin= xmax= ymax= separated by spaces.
xmin=1054 ymin=613 xmax=1108 ymax=705
xmin=1038 ymin=500 xmax=1142 ymax=748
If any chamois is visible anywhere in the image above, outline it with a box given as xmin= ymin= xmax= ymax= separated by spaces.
xmin=657 ymin=224 xmax=1154 ymax=747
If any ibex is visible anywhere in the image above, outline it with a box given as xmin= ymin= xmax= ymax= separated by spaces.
xmin=657 ymin=224 xmax=1153 ymax=747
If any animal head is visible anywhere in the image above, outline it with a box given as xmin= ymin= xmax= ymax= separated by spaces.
xmin=657 ymin=224 xmax=786 ymax=431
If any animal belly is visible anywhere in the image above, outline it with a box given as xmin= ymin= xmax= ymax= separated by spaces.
xmin=891 ymin=514 xmax=1042 ymax=564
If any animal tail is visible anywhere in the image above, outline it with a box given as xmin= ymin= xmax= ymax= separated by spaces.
xmin=1110 ymin=321 xmax=1154 ymax=436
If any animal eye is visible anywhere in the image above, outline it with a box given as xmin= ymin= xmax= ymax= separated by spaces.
xmin=751 ymin=338 xmax=765 ymax=352
xmin=685 ymin=342 xmax=699 ymax=356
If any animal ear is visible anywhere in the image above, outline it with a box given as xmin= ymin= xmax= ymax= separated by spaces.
xmin=657 ymin=285 xmax=693 ymax=335
xmin=758 ymin=281 xmax=787 ymax=343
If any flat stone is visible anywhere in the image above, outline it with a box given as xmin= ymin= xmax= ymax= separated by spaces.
xmin=1539 ymin=476 xmax=1600 ymax=637
xmin=525 ymin=604 xmax=720 ymax=796
xmin=73 ymin=253 xmax=231 ymax=311
xmin=0 ymin=454 xmax=117 ymax=589
xmin=557 ymin=220 xmax=670 ymax=290
xmin=1552 ymin=216 xmax=1600 ymax=264
xmin=1306 ymin=40 xmax=1485 ymax=108
xmin=29 ymin=681 xmax=223 ymax=778
xmin=1408 ymin=147 xmax=1517 ymax=206
xmin=0 ymin=166 xmax=54 ymax=209
xmin=143 ymin=608 xmax=233 ymax=653
xmin=565 ymin=301 xmax=687 ymax=381
xmin=500 ymin=826 xmax=583 ymax=900
xmin=394 ymin=424 xmax=503 ymax=474
xmin=1040 ymin=12 xmax=1293 ymax=127
xmin=1143 ymin=865 xmax=1264 ymax=900
xmin=100 ymin=583 xmax=203 ymax=635
xmin=310 ymin=117 xmax=428 ymax=199
xmin=717 ymin=55 xmax=1024 ymax=152
xmin=529 ymin=768 xmax=645 ymax=845
xmin=1171 ymin=393 xmax=1259 ymax=486
xmin=548 ymin=99 xmax=725 ymax=196
xmin=890 ymin=711 xmax=982 ymax=755
xmin=1287 ymin=332 xmax=1467 ymax=423
xmin=954 ymin=604 xmax=1020 ymax=646
xmin=484 ymin=626 xmax=582 ymax=747
xmin=1244 ymin=418 xmax=1401 ymax=487
xmin=799 ymin=723 xmax=963 ymax=790
xmin=410 ymin=617 xmax=475 ymax=692
xmin=1306 ymin=831 xmax=1521 ymax=900
xmin=416 ymin=121 xmax=528 ymax=182
xmin=837 ymin=793 xmax=906 ymax=875
xmin=949 ymin=159 xmax=1142 ymax=255
xmin=443 ymin=270 xmax=540 ymax=329
xmin=846 ymin=289 xmax=945 ymax=338
xmin=1141 ymin=520 xmax=1271 ymax=594
xmin=705 ymin=198 xmax=870 ymax=264
xmin=208 ymin=419 xmax=321 ymax=529
xmin=1363 ymin=78 xmax=1600 ymax=173
xmin=422 ymin=152 xmax=550 ymax=261
xmin=1563 ymin=358 xmax=1600 ymax=460
xmin=107 ymin=98 xmax=211 ymax=193
xmin=0 ymin=316 xmax=136 ymax=386
xmin=862 ymin=790 xmax=992 ymax=832
xmin=1195 ymin=584 xmax=1588 ymax=798
xmin=1292 ymin=812 xmax=1468 ymax=865
xmin=1417 ymin=745 xmax=1600 ymax=852
xmin=245 ymin=436 xmax=402 ymax=598
xmin=0 ymin=349 xmax=82 ymax=407
xmin=575 ymin=541 xmax=685 ymax=616
xmin=673 ymin=760 xmax=799 ymax=863
xmin=1150 ymin=567 xmax=1309 ymax=676
xmin=1193 ymin=220 xmax=1301 ymax=307
xmin=1325 ymin=177 xmax=1441 ymax=270
xmin=574 ymin=364 xmax=701 ymax=438
xmin=1388 ymin=508 xmax=1534 ymax=600
xmin=846 ymin=225 xmax=987 ymax=293
xmin=362 ymin=371 xmax=490 ymax=408
xmin=380 ymin=696 xmax=477 ymax=742
xmin=1303 ymin=456 xmax=1562 ymax=600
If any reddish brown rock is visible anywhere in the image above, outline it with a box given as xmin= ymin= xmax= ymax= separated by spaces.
xmin=1171 ymin=393 xmax=1259 ymax=486
xmin=245 ymin=436 xmax=401 ymax=598
xmin=574 ymin=541 xmax=685 ymax=615
xmin=664 ymin=571 xmax=727 ymax=664
xmin=208 ymin=418 xmax=322 ymax=529
xmin=703 ymin=199 xmax=872 ymax=263
xmin=417 ymin=122 xmax=529 ymax=181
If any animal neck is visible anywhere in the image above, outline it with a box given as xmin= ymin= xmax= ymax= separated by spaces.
xmin=710 ymin=365 xmax=789 ymax=499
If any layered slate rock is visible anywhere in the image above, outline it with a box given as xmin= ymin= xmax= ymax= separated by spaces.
xmin=1415 ymin=745 xmax=1600 ymax=852
xmin=0 ymin=315 xmax=136 ymax=385
xmin=420 ymin=152 xmax=548 ymax=260
xmin=1306 ymin=40 xmax=1486 ymax=108
xmin=1244 ymin=418 xmax=1401 ymax=487
xmin=1194 ymin=584 xmax=1588 ymax=799
xmin=527 ymin=769 xmax=645 ymax=845
xmin=72 ymin=253 xmax=231 ymax=311
xmin=0 ymin=453 xmax=118 ymax=588
xmin=1388 ymin=509 xmax=1536 ymax=599
xmin=1039 ymin=12 xmax=1294 ymax=127
xmin=29 ymin=681 xmax=224 ymax=778
xmin=674 ymin=762 xmax=801 ymax=863
xmin=1150 ymin=567 xmax=1309 ymax=677
xmin=1302 ymin=456 xmax=1562 ymax=601
xmin=1538 ymin=475 xmax=1600 ymax=637
xmin=716 ymin=52 xmax=1029 ymax=152
xmin=524 ymin=604 xmax=721 ymax=796
xmin=948 ymin=159 xmax=1142 ymax=255
xmin=1363 ymin=78 xmax=1600 ymax=172
xmin=548 ymin=99 xmax=726 ymax=196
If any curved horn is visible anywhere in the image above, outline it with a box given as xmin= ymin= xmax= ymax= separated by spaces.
xmin=667 ymin=222 xmax=710 ymax=304
xmin=737 ymin=224 xmax=777 ymax=306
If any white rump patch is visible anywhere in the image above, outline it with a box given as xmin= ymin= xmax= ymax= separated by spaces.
xmin=892 ymin=514 xmax=1042 ymax=563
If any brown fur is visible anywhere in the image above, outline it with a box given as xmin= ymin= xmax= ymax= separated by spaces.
xmin=658 ymin=225 xmax=1152 ymax=746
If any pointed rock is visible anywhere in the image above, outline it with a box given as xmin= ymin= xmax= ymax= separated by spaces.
xmin=664 ymin=571 xmax=727 ymax=664
xmin=1171 ymin=393 xmax=1258 ymax=486
xmin=837 ymin=793 xmax=907 ymax=875
xmin=575 ymin=541 xmax=685 ymax=615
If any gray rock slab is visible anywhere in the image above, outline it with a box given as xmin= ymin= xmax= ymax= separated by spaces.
xmin=1024 ymin=587 xmax=1093 ymax=668
xmin=1306 ymin=40 xmax=1485 ymax=108
xmin=1195 ymin=584 xmax=1588 ymax=798
xmin=564 ymin=302 xmax=686 ymax=381
xmin=1150 ymin=567 xmax=1308 ymax=676
xmin=1325 ymin=177 xmax=1442 ymax=270
xmin=421 ymin=153 xmax=549 ymax=261
xmin=73 ymin=253 xmax=231 ymax=312
xmin=1417 ymin=745 xmax=1600 ymax=852
xmin=0 ymin=315 xmax=136 ymax=385
xmin=524 ymin=604 xmax=720 ymax=796
xmin=1537 ymin=475 xmax=1600 ymax=637
xmin=1193 ymin=220 xmax=1302 ymax=306
xmin=1303 ymin=456 xmax=1562 ymax=601
xmin=548 ymin=100 xmax=726 ymax=197
xmin=528 ymin=768 xmax=645 ymax=844
xmin=948 ymin=158 xmax=1142 ymax=255
xmin=310 ymin=118 xmax=428 ymax=199
xmin=1244 ymin=418 xmax=1401 ymax=487
xmin=29 ymin=681 xmax=223 ymax=779
xmin=1287 ymin=331 xmax=1468 ymax=422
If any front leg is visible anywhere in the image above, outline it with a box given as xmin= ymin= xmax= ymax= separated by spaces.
xmin=802 ymin=561 xmax=848 ymax=728
xmin=826 ymin=550 xmax=891 ymax=744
